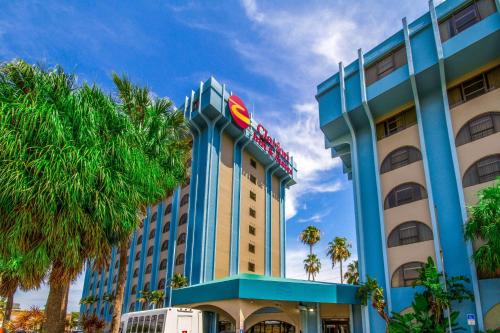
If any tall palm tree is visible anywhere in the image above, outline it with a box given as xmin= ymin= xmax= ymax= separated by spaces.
xmin=109 ymin=74 xmax=191 ymax=333
xmin=169 ymin=273 xmax=189 ymax=289
xmin=327 ymin=237 xmax=351 ymax=283
xmin=300 ymin=226 xmax=321 ymax=255
xmin=464 ymin=178 xmax=500 ymax=277
xmin=344 ymin=260 xmax=359 ymax=285
xmin=303 ymin=254 xmax=321 ymax=281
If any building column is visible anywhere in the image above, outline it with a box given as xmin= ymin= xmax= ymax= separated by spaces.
xmin=80 ymin=262 xmax=92 ymax=315
xmin=264 ymin=163 xmax=278 ymax=276
xmin=150 ymin=203 xmax=164 ymax=294
xmin=122 ymin=231 xmax=138 ymax=313
xmin=104 ymin=247 xmax=116 ymax=321
xmin=166 ymin=187 xmax=181 ymax=306
xmin=135 ymin=207 xmax=151 ymax=311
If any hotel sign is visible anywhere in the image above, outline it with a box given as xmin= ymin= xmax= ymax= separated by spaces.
xmin=228 ymin=95 xmax=293 ymax=176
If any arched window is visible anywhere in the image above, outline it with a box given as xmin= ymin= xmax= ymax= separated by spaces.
xmin=89 ymin=283 xmax=93 ymax=290
xmin=104 ymin=279 xmax=108 ymax=286
xmin=114 ymin=261 xmax=119 ymax=269
xmin=151 ymin=212 xmax=157 ymax=223
xmin=384 ymin=182 xmax=427 ymax=209
xmin=158 ymin=278 xmax=166 ymax=290
xmin=177 ymin=233 xmax=186 ymax=245
xmin=387 ymin=221 xmax=433 ymax=247
xmin=145 ymin=264 xmax=152 ymax=274
xmin=136 ymin=235 xmax=143 ymax=245
xmin=380 ymin=146 xmax=422 ymax=173
xmin=462 ymin=154 xmax=500 ymax=187
xmin=456 ymin=112 xmax=500 ymax=146
xmin=178 ymin=213 xmax=188 ymax=226
xmin=147 ymin=246 xmax=154 ymax=257
xmin=175 ymin=253 xmax=185 ymax=266
xmin=165 ymin=204 xmax=172 ymax=215
xmin=131 ymin=285 xmax=137 ymax=294
xmin=143 ymin=282 xmax=150 ymax=291
xmin=163 ymin=222 xmax=170 ymax=233
xmin=180 ymin=194 xmax=189 ymax=206
xmin=161 ymin=240 xmax=168 ymax=251
xmin=392 ymin=262 xmax=424 ymax=288
xmin=133 ymin=268 xmax=139 ymax=278
xmin=135 ymin=252 xmax=141 ymax=261
xmin=160 ymin=259 xmax=167 ymax=270
xmin=149 ymin=229 xmax=155 ymax=240
xmin=96 ymin=281 xmax=100 ymax=289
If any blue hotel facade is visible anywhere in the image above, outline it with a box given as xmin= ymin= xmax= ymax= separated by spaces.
xmin=81 ymin=78 xmax=363 ymax=333
xmin=317 ymin=0 xmax=500 ymax=331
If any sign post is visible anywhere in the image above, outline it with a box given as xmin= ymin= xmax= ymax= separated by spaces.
xmin=467 ymin=314 xmax=476 ymax=333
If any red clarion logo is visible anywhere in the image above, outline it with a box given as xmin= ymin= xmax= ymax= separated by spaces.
xmin=228 ymin=95 xmax=250 ymax=129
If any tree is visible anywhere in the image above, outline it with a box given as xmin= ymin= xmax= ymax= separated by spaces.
xmin=327 ymin=237 xmax=351 ymax=283
xmin=170 ymin=273 xmax=189 ymax=289
xmin=6 ymin=306 xmax=45 ymax=332
xmin=344 ymin=260 xmax=359 ymax=285
xmin=464 ymin=178 xmax=500 ymax=277
xmin=81 ymin=314 xmax=105 ymax=333
xmin=109 ymin=73 xmax=191 ymax=333
xmin=303 ymin=254 xmax=321 ymax=281
xmin=389 ymin=257 xmax=473 ymax=332
xmin=300 ymin=226 xmax=321 ymax=255
xmin=357 ymin=276 xmax=390 ymax=331
xmin=137 ymin=290 xmax=165 ymax=310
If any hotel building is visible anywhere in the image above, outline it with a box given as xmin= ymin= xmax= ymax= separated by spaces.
xmin=81 ymin=78 xmax=362 ymax=333
xmin=317 ymin=0 xmax=499 ymax=331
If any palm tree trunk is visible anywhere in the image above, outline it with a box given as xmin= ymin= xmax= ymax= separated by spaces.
xmin=2 ymin=290 xmax=15 ymax=327
xmin=340 ymin=259 xmax=343 ymax=284
xmin=110 ymin=239 xmax=129 ymax=333
xmin=309 ymin=245 xmax=312 ymax=255
xmin=44 ymin=276 xmax=70 ymax=333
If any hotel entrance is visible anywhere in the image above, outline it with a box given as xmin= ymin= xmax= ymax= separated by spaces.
xmin=246 ymin=320 xmax=295 ymax=333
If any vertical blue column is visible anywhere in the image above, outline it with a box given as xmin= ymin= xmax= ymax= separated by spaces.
xmin=166 ymin=187 xmax=181 ymax=306
xmin=279 ymin=179 xmax=287 ymax=278
xmin=264 ymin=164 xmax=277 ymax=276
xmin=89 ymin=270 xmax=98 ymax=314
xmin=150 ymin=203 xmax=164 ymax=292
xmin=104 ymin=247 xmax=116 ymax=321
xmin=80 ymin=262 xmax=92 ymax=315
xmin=123 ymin=231 xmax=137 ymax=313
xmin=135 ymin=208 xmax=151 ymax=311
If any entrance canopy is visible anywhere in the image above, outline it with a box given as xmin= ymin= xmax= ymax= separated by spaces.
xmin=171 ymin=273 xmax=360 ymax=305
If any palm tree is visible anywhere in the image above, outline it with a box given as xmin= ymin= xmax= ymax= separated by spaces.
xmin=303 ymin=254 xmax=321 ymax=281
xmin=300 ymin=226 xmax=321 ymax=255
xmin=137 ymin=290 xmax=165 ymax=310
xmin=170 ymin=273 xmax=189 ymax=289
xmin=327 ymin=237 xmax=351 ymax=283
xmin=464 ymin=178 xmax=500 ymax=277
xmin=343 ymin=260 xmax=359 ymax=285
xmin=357 ymin=277 xmax=390 ymax=332
xmin=109 ymin=73 xmax=191 ymax=333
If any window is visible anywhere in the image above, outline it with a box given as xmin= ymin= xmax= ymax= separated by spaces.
xmin=133 ymin=268 xmax=139 ymax=278
xmin=180 ymin=194 xmax=189 ymax=206
xmin=178 ymin=213 xmax=188 ymax=226
xmin=163 ymin=222 xmax=170 ymax=233
xmin=161 ymin=240 xmax=168 ymax=251
xmin=157 ymin=314 xmax=165 ymax=333
xmin=147 ymin=246 xmax=154 ymax=257
xmin=149 ymin=229 xmax=155 ymax=240
xmin=250 ymin=158 xmax=257 ymax=168
xmin=177 ymin=233 xmax=186 ymax=245
xmin=160 ymin=259 xmax=167 ymax=270
xmin=376 ymin=108 xmax=417 ymax=140
xmin=96 ymin=281 xmax=100 ymax=289
xmin=448 ymin=66 xmax=500 ymax=107
xmin=136 ymin=235 xmax=143 ymax=245
xmin=151 ymin=212 xmax=157 ymax=223
xmin=144 ymin=282 xmax=150 ymax=291
xmin=384 ymin=183 xmax=427 ymax=209
xmin=250 ymin=174 xmax=257 ymax=184
xmin=175 ymin=253 xmax=185 ymax=266
xmin=249 ymin=191 xmax=256 ymax=201
xmin=248 ymin=262 xmax=255 ymax=272
xmin=249 ymin=208 xmax=256 ymax=218
xmin=145 ymin=264 xmax=152 ymax=274
xmin=131 ymin=285 xmax=137 ymax=294
xmin=115 ymin=261 xmax=119 ymax=269
xmin=135 ymin=252 xmax=141 ymax=261
xmin=380 ymin=146 xmax=422 ymax=173
xmin=249 ymin=225 xmax=256 ymax=235
xmin=89 ymin=283 xmax=93 ymax=290
xmin=113 ymin=275 xmax=117 ymax=283
xmin=387 ymin=221 xmax=434 ymax=247
xmin=365 ymin=46 xmax=407 ymax=85
xmin=439 ymin=0 xmax=497 ymax=42
xmin=463 ymin=154 xmax=500 ymax=187
xmin=104 ymin=279 xmax=108 ymax=286
xmin=392 ymin=262 xmax=425 ymax=287
xmin=456 ymin=112 xmax=500 ymax=146
xmin=165 ymin=204 xmax=172 ymax=215
xmin=248 ymin=243 xmax=255 ymax=253
xmin=158 ymin=278 xmax=166 ymax=290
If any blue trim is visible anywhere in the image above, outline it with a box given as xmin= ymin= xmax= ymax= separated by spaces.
xmin=104 ymin=247 xmax=116 ymax=321
xmin=265 ymin=164 xmax=278 ymax=276
xmin=89 ymin=269 xmax=98 ymax=314
xmin=96 ymin=266 xmax=106 ymax=317
xmin=123 ymin=231 xmax=137 ymax=313
xmin=135 ymin=207 xmax=151 ymax=311
xmin=80 ymin=262 xmax=92 ymax=315
xmin=358 ymin=49 xmax=392 ymax=312
xmin=166 ymin=187 xmax=181 ymax=306
xmin=150 ymin=203 xmax=164 ymax=291
xmin=279 ymin=180 xmax=286 ymax=278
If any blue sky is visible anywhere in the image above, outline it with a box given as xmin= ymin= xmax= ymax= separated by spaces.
xmin=1 ymin=0 xmax=431 ymax=312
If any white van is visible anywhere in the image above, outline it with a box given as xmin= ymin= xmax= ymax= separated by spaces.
xmin=120 ymin=307 xmax=202 ymax=333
